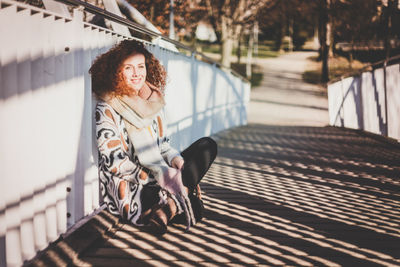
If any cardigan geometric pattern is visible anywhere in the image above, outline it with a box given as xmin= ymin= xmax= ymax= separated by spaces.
xmin=95 ymin=101 xmax=180 ymax=224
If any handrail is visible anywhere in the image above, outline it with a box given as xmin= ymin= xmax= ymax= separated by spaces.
xmin=54 ymin=0 xmax=249 ymax=83
xmin=369 ymin=53 xmax=400 ymax=69
xmin=328 ymin=53 xmax=400 ymax=85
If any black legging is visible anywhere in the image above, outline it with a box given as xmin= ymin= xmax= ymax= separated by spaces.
xmin=181 ymin=137 xmax=218 ymax=193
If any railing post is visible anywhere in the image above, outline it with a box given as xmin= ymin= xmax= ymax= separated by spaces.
xmin=73 ymin=5 xmax=84 ymax=21
xmin=383 ymin=60 xmax=389 ymax=136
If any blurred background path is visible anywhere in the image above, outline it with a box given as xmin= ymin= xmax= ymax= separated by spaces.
xmin=248 ymin=51 xmax=329 ymax=126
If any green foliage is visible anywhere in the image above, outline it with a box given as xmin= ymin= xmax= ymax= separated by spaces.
xmin=302 ymin=70 xmax=323 ymax=85
xmin=199 ymin=44 xmax=221 ymax=54
xmin=250 ymin=72 xmax=263 ymax=87
xmin=331 ymin=0 xmax=381 ymax=43
xmin=293 ymin=30 xmax=308 ymax=50
xmin=197 ymin=42 xmax=279 ymax=59
xmin=233 ymin=43 xmax=280 ymax=58
xmin=231 ymin=63 xmax=263 ymax=87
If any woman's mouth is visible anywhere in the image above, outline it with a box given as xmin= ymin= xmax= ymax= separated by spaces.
xmin=131 ymin=78 xmax=142 ymax=84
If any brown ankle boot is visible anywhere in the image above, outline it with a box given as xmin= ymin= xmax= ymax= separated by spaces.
xmin=148 ymin=197 xmax=177 ymax=235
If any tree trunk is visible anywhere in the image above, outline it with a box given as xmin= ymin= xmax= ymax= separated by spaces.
xmin=246 ymin=32 xmax=254 ymax=79
xmin=276 ymin=20 xmax=285 ymax=52
xmin=327 ymin=15 xmax=333 ymax=56
xmin=313 ymin=24 xmax=319 ymax=51
xmin=205 ymin=0 xmax=221 ymax=43
xmin=254 ymin=21 xmax=259 ymax=58
xmin=319 ymin=0 xmax=329 ymax=83
xmin=383 ymin=0 xmax=395 ymax=60
xmin=222 ymin=37 xmax=233 ymax=67
xmin=349 ymin=42 xmax=354 ymax=70
xmin=150 ymin=4 xmax=154 ymax=22
xmin=169 ymin=0 xmax=175 ymax=40
xmin=237 ymin=35 xmax=242 ymax=64
xmin=288 ymin=17 xmax=293 ymax=52
xmin=221 ymin=15 xmax=233 ymax=67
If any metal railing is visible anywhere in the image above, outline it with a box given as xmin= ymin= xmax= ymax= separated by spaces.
xmin=0 ymin=1 xmax=251 ymax=266
xmin=54 ymin=0 xmax=249 ymax=83
xmin=327 ymin=57 xmax=400 ymax=141
xmin=328 ymin=53 xmax=400 ymax=85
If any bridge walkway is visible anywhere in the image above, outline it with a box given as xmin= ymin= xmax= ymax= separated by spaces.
xmin=27 ymin=52 xmax=400 ymax=267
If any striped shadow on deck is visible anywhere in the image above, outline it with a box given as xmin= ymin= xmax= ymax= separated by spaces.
xmin=27 ymin=124 xmax=400 ymax=266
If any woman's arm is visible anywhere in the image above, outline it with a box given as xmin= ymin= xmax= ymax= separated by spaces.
xmin=157 ymin=113 xmax=182 ymax=167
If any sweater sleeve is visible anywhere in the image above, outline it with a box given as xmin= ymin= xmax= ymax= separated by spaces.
xmin=96 ymin=103 xmax=148 ymax=183
xmin=160 ymin=135 xmax=181 ymax=166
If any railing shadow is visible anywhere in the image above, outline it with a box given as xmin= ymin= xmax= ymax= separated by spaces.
xmin=251 ymin=98 xmax=328 ymax=111
xmin=371 ymin=70 xmax=387 ymax=135
xmin=32 ymin=123 xmax=399 ymax=266
xmin=333 ymin=77 xmax=364 ymax=129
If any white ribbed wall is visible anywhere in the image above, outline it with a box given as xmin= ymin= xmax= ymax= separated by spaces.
xmin=328 ymin=63 xmax=400 ymax=140
xmin=0 ymin=1 xmax=250 ymax=266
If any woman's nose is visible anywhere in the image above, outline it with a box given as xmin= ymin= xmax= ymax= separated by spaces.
xmin=132 ymin=67 xmax=137 ymax=76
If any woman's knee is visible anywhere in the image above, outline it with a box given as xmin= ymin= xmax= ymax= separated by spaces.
xmin=198 ymin=137 xmax=218 ymax=159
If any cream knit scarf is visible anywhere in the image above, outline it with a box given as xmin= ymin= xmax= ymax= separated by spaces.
xmin=106 ymin=82 xmax=196 ymax=230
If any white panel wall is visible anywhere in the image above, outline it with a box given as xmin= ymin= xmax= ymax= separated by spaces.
xmin=0 ymin=2 xmax=116 ymax=266
xmin=154 ymin=47 xmax=250 ymax=151
xmin=328 ymin=62 xmax=400 ymax=141
xmin=386 ymin=64 xmax=400 ymax=140
xmin=361 ymin=69 xmax=386 ymax=135
xmin=327 ymin=79 xmax=343 ymax=126
xmin=0 ymin=1 xmax=250 ymax=266
xmin=342 ymin=76 xmax=362 ymax=130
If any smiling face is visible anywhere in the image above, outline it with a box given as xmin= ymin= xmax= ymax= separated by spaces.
xmin=121 ymin=53 xmax=147 ymax=92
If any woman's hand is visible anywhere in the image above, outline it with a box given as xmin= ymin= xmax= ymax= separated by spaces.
xmin=158 ymin=165 xmax=196 ymax=230
xmin=171 ymin=156 xmax=184 ymax=170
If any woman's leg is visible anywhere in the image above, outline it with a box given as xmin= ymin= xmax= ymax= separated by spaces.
xmin=181 ymin=137 xmax=218 ymax=193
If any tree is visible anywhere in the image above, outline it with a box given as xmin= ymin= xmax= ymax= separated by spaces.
xmin=204 ymin=0 xmax=278 ymax=67
xmin=128 ymin=0 xmax=204 ymax=39
xmin=327 ymin=0 xmax=400 ymax=63
xmin=257 ymin=0 xmax=288 ymax=51
xmin=129 ymin=0 xmax=281 ymax=67
xmin=319 ymin=0 xmax=330 ymax=82
xmin=257 ymin=0 xmax=317 ymax=52
xmin=380 ymin=0 xmax=400 ymax=59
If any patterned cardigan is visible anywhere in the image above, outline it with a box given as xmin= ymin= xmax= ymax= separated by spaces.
xmin=95 ymin=101 xmax=180 ymax=224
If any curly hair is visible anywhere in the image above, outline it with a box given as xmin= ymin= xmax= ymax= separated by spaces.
xmin=89 ymin=40 xmax=167 ymax=98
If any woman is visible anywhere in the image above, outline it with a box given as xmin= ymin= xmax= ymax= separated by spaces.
xmin=90 ymin=40 xmax=217 ymax=235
